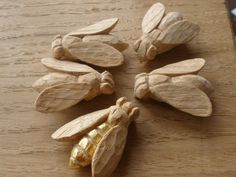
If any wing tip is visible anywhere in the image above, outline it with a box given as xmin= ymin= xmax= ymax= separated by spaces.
xmin=193 ymin=58 xmax=206 ymax=71
xmin=34 ymin=91 xmax=53 ymax=113
xmin=192 ymin=108 xmax=212 ymax=117
xmin=110 ymin=17 xmax=119 ymax=22
xmin=41 ymin=57 xmax=56 ymax=63
xmin=41 ymin=57 xmax=52 ymax=67
xmin=40 ymin=57 xmax=52 ymax=68
xmin=51 ymin=132 xmax=63 ymax=141
xmin=194 ymin=98 xmax=213 ymax=118
xmin=51 ymin=132 xmax=59 ymax=140
xmin=148 ymin=2 xmax=165 ymax=11
xmin=51 ymin=130 xmax=74 ymax=141
xmin=197 ymin=57 xmax=205 ymax=63
xmin=142 ymin=2 xmax=166 ymax=34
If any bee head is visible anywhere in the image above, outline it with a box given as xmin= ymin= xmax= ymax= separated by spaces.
xmin=100 ymin=71 xmax=115 ymax=95
xmin=51 ymin=35 xmax=65 ymax=59
xmin=134 ymin=73 xmax=150 ymax=99
xmin=133 ymin=35 xmax=157 ymax=62
xmin=52 ymin=35 xmax=81 ymax=59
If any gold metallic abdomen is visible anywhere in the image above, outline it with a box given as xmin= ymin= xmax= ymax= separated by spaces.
xmin=69 ymin=122 xmax=111 ymax=168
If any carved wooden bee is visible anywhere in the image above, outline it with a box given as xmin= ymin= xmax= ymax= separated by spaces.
xmin=33 ymin=58 xmax=115 ymax=113
xmin=51 ymin=18 xmax=128 ymax=67
xmin=134 ymin=3 xmax=200 ymax=62
xmin=134 ymin=58 xmax=213 ymax=117
xmin=51 ymin=97 xmax=139 ymax=177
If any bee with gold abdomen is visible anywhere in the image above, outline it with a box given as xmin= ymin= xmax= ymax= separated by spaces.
xmin=52 ymin=97 xmax=139 ymax=177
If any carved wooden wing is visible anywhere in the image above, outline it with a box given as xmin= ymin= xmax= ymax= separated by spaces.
xmin=82 ymin=34 xmax=128 ymax=52
xmin=172 ymin=74 xmax=213 ymax=95
xmin=51 ymin=108 xmax=111 ymax=141
xmin=92 ymin=125 xmax=128 ymax=177
xmin=142 ymin=2 xmax=165 ymax=34
xmin=158 ymin=20 xmax=200 ymax=45
xmin=68 ymin=18 xmax=119 ymax=37
xmin=32 ymin=72 xmax=78 ymax=93
xmin=35 ymin=82 xmax=91 ymax=113
xmin=67 ymin=41 xmax=124 ymax=67
xmin=150 ymin=82 xmax=212 ymax=117
xmin=41 ymin=58 xmax=98 ymax=75
xmin=150 ymin=58 xmax=205 ymax=76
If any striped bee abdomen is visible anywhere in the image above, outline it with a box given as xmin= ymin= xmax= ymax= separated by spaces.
xmin=69 ymin=122 xmax=111 ymax=168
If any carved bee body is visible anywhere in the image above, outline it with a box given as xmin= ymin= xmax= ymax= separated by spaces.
xmin=33 ymin=58 xmax=115 ymax=113
xmin=52 ymin=97 xmax=139 ymax=177
xmin=134 ymin=3 xmax=200 ymax=62
xmin=51 ymin=18 xmax=128 ymax=67
xmin=134 ymin=58 xmax=213 ymax=117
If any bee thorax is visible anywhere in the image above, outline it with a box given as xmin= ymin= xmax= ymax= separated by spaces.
xmin=107 ymin=107 xmax=129 ymax=126
xmin=79 ymin=73 xmax=101 ymax=101
xmin=148 ymin=74 xmax=169 ymax=87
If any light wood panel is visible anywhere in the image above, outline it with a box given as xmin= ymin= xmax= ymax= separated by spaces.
xmin=1 ymin=0 xmax=236 ymax=177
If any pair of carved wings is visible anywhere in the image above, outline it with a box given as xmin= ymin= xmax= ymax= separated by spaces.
xmin=135 ymin=58 xmax=213 ymax=117
xmin=134 ymin=3 xmax=200 ymax=61
xmin=52 ymin=18 xmax=128 ymax=67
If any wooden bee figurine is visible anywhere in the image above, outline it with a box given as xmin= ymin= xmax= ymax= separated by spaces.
xmin=134 ymin=2 xmax=200 ymax=62
xmin=52 ymin=18 xmax=128 ymax=67
xmin=134 ymin=58 xmax=213 ymax=117
xmin=33 ymin=58 xmax=115 ymax=113
xmin=51 ymin=97 xmax=139 ymax=177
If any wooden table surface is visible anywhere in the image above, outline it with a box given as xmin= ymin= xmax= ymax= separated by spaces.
xmin=1 ymin=0 xmax=236 ymax=177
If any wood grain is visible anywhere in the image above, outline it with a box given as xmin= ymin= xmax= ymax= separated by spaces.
xmin=1 ymin=0 xmax=236 ymax=177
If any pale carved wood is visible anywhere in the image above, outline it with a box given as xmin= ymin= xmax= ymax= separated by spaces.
xmin=68 ymin=18 xmax=119 ymax=37
xmin=51 ymin=18 xmax=127 ymax=67
xmin=134 ymin=59 xmax=213 ymax=117
xmin=134 ymin=2 xmax=200 ymax=62
xmin=51 ymin=97 xmax=139 ymax=177
xmin=34 ymin=71 xmax=115 ymax=112
xmin=2 ymin=1 xmax=235 ymax=177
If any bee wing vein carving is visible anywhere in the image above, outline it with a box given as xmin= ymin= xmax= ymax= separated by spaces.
xmin=150 ymin=58 xmax=205 ymax=76
xmin=67 ymin=41 xmax=124 ymax=67
xmin=68 ymin=18 xmax=119 ymax=37
xmin=51 ymin=108 xmax=111 ymax=141
xmin=92 ymin=125 xmax=128 ymax=177
xmin=150 ymin=82 xmax=212 ymax=117
xmin=35 ymin=82 xmax=91 ymax=113
xmin=142 ymin=2 xmax=165 ymax=34
xmin=41 ymin=58 xmax=98 ymax=75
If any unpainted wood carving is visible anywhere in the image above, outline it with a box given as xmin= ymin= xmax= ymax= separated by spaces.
xmin=134 ymin=58 xmax=213 ymax=117
xmin=33 ymin=58 xmax=115 ymax=113
xmin=51 ymin=18 xmax=128 ymax=67
xmin=134 ymin=3 xmax=200 ymax=62
xmin=51 ymin=97 xmax=139 ymax=177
